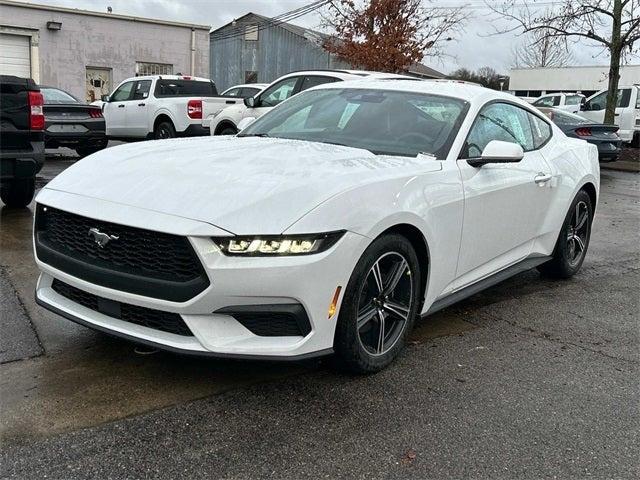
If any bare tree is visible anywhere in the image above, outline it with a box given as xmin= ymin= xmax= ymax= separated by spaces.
xmin=322 ymin=0 xmax=468 ymax=73
xmin=511 ymin=30 xmax=574 ymax=68
xmin=490 ymin=0 xmax=640 ymax=124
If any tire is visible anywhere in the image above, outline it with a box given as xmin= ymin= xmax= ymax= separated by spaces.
xmin=0 ymin=178 xmax=36 ymax=208
xmin=154 ymin=120 xmax=176 ymax=139
xmin=218 ymin=125 xmax=238 ymax=136
xmin=537 ymin=190 xmax=593 ymax=279
xmin=76 ymin=142 xmax=107 ymax=158
xmin=334 ymin=233 xmax=422 ymax=374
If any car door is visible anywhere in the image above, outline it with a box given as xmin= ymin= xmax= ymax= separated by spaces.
xmin=454 ymin=101 xmax=555 ymax=286
xmin=127 ymin=80 xmax=152 ymax=137
xmin=103 ymin=80 xmax=134 ymax=136
xmin=249 ymin=76 xmax=301 ymax=120
xmin=581 ymin=88 xmax=631 ymax=126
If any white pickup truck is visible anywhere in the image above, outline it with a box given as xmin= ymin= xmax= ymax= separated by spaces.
xmin=580 ymin=85 xmax=640 ymax=146
xmin=101 ymin=75 xmax=244 ymax=139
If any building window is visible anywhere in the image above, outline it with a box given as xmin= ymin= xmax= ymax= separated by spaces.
xmin=245 ymin=71 xmax=258 ymax=83
xmin=244 ymin=25 xmax=258 ymax=41
xmin=135 ymin=62 xmax=173 ymax=76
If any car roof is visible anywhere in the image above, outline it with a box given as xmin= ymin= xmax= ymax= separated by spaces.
xmin=223 ymin=83 xmax=268 ymax=90
xmin=306 ymin=77 xmax=520 ymax=104
xmin=122 ymin=75 xmax=213 ymax=82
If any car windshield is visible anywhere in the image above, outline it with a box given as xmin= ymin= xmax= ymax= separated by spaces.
xmin=550 ymin=109 xmax=591 ymax=126
xmin=41 ymin=88 xmax=79 ymax=104
xmin=239 ymin=88 xmax=468 ymax=158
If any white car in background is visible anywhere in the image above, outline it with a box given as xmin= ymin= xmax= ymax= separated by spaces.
xmin=532 ymin=92 xmax=585 ymax=113
xmin=580 ymin=85 xmax=640 ymax=146
xmin=207 ymin=70 xmax=416 ymax=136
xmin=102 ymin=75 xmax=225 ymax=139
xmin=201 ymin=83 xmax=268 ymax=131
xmin=220 ymin=83 xmax=269 ymax=98
xmin=34 ymin=79 xmax=599 ymax=373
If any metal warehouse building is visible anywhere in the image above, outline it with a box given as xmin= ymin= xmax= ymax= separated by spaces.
xmin=0 ymin=0 xmax=210 ymax=102
xmin=210 ymin=12 xmax=444 ymax=91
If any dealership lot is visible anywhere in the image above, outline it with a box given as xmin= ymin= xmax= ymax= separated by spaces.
xmin=0 ymin=153 xmax=638 ymax=478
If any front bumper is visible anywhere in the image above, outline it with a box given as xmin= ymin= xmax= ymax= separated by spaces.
xmin=34 ymin=194 xmax=368 ymax=359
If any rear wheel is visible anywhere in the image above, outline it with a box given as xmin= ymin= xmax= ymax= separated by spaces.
xmin=154 ymin=121 xmax=176 ymax=139
xmin=76 ymin=142 xmax=107 ymax=158
xmin=538 ymin=190 xmax=593 ymax=279
xmin=0 ymin=178 xmax=36 ymax=208
xmin=334 ymin=234 xmax=421 ymax=374
xmin=218 ymin=125 xmax=238 ymax=136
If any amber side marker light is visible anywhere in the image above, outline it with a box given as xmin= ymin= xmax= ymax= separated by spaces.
xmin=328 ymin=286 xmax=342 ymax=319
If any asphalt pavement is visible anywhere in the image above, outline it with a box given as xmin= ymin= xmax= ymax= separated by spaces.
xmin=0 ymin=152 xmax=638 ymax=479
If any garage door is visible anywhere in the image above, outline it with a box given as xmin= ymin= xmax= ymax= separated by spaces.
xmin=0 ymin=33 xmax=31 ymax=77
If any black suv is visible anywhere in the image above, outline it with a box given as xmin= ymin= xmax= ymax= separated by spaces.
xmin=0 ymin=75 xmax=45 ymax=207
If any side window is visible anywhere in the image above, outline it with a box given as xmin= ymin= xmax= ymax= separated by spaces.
xmin=132 ymin=80 xmax=151 ymax=100
xmin=111 ymin=81 xmax=134 ymax=102
xmin=552 ymin=96 xmax=561 ymax=106
xmin=533 ymin=96 xmax=553 ymax=107
xmin=224 ymin=88 xmax=241 ymax=97
xmin=239 ymin=87 xmax=260 ymax=98
xmin=299 ymin=76 xmax=339 ymax=92
xmin=586 ymin=91 xmax=607 ymax=111
xmin=529 ymin=113 xmax=552 ymax=149
xmin=464 ymin=103 xmax=535 ymax=158
xmin=617 ymin=88 xmax=631 ymax=108
xmin=259 ymin=77 xmax=299 ymax=107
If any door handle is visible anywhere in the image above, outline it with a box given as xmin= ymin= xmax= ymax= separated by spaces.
xmin=534 ymin=173 xmax=552 ymax=186
xmin=138 ymin=103 xmax=145 ymax=106
xmin=118 ymin=104 xmax=125 ymax=108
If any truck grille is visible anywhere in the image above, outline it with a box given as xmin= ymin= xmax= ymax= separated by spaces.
xmin=52 ymin=279 xmax=193 ymax=336
xmin=35 ymin=205 xmax=210 ymax=302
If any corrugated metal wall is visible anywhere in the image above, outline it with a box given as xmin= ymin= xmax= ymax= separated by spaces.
xmin=210 ymin=16 xmax=350 ymax=91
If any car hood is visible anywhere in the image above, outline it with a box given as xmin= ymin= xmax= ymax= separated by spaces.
xmin=43 ymin=136 xmax=425 ymax=234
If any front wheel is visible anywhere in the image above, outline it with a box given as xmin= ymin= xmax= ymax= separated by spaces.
xmin=0 ymin=178 xmax=36 ymax=208
xmin=538 ymin=190 xmax=593 ymax=279
xmin=334 ymin=234 xmax=421 ymax=374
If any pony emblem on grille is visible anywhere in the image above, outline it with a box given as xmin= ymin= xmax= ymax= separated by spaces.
xmin=88 ymin=227 xmax=119 ymax=248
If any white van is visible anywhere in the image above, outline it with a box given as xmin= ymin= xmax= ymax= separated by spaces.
xmin=580 ymin=85 xmax=640 ymax=146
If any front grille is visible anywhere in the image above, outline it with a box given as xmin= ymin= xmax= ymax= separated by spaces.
xmin=51 ymin=279 xmax=193 ymax=336
xmin=35 ymin=205 xmax=210 ymax=302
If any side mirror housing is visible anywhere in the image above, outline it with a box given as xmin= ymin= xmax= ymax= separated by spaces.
xmin=101 ymin=94 xmax=110 ymax=102
xmin=237 ymin=117 xmax=256 ymax=132
xmin=244 ymin=96 xmax=256 ymax=108
xmin=467 ymin=140 xmax=524 ymax=167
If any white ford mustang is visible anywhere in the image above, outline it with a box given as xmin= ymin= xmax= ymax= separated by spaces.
xmin=34 ymin=79 xmax=599 ymax=373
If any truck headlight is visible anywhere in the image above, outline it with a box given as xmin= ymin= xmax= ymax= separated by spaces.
xmin=212 ymin=231 xmax=345 ymax=256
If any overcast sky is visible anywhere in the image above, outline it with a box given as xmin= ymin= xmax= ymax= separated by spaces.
xmin=23 ymin=0 xmax=620 ymax=74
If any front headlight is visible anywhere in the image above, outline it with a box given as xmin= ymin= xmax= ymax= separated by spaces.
xmin=212 ymin=231 xmax=345 ymax=256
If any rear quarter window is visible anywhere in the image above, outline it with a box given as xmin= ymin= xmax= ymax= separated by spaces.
xmin=529 ymin=113 xmax=552 ymax=149
xmin=154 ymin=80 xmax=218 ymax=97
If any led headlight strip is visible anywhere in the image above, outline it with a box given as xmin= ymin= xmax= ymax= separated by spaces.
xmin=213 ymin=231 xmax=345 ymax=256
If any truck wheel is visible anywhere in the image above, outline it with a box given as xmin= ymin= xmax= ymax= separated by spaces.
xmin=219 ymin=126 xmax=238 ymax=136
xmin=76 ymin=142 xmax=107 ymax=158
xmin=154 ymin=121 xmax=176 ymax=139
xmin=0 ymin=178 xmax=36 ymax=208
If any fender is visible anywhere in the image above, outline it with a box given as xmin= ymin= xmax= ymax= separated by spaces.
xmin=151 ymin=107 xmax=178 ymax=134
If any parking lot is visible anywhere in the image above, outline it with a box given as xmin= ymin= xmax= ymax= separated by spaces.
xmin=0 ymin=150 xmax=638 ymax=479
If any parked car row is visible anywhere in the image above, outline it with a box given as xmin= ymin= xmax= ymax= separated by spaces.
xmin=531 ymin=85 xmax=639 ymax=149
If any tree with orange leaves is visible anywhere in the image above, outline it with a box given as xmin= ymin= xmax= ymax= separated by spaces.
xmin=322 ymin=0 xmax=468 ymax=73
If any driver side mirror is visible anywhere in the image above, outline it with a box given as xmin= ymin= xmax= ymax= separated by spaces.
xmin=101 ymin=94 xmax=110 ymax=102
xmin=244 ymin=96 xmax=256 ymax=108
xmin=467 ymin=140 xmax=524 ymax=168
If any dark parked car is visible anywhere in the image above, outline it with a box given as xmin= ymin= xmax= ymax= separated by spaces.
xmin=0 ymin=75 xmax=45 ymax=207
xmin=538 ymin=107 xmax=622 ymax=162
xmin=41 ymin=87 xmax=107 ymax=157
